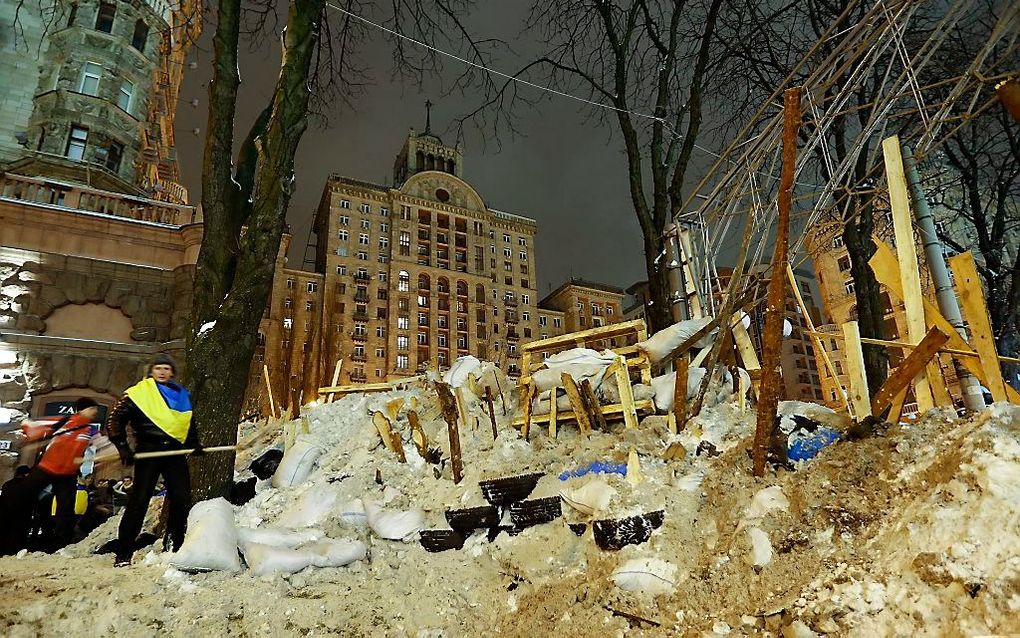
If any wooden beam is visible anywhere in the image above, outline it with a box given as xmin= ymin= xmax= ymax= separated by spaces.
xmin=434 ymin=382 xmax=463 ymax=483
xmin=843 ymin=321 xmax=872 ymax=418
xmin=801 ymin=329 xmax=1015 ymax=361
xmin=326 ymin=359 xmax=343 ymax=403
xmin=673 ymin=358 xmax=688 ymax=431
xmin=884 ymin=135 xmax=934 ymax=412
xmin=483 ymin=386 xmax=498 ymax=440
xmin=407 ymin=410 xmax=429 ymax=459
xmin=871 ymin=326 xmax=950 ymax=416
xmin=262 ymin=364 xmax=277 ymax=418
xmin=614 ymin=356 xmax=639 ymax=430
xmin=520 ymin=318 xmax=649 ymax=353
xmin=786 ymin=265 xmax=851 ymax=416
xmin=560 ymin=374 xmax=593 ymax=435
xmin=520 ymin=383 xmax=536 ymax=440
xmin=870 ymin=240 xmax=1020 ymax=403
xmin=513 ymin=399 xmax=656 ymax=426
xmin=888 ymin=386 xmax=909 ymax=424
xmin=548 ymin=385 xmax=558 ymax=439
xmin=753 ymin=86 xmax=800 ymax=477
xmin=949 ymin=252 xmax=1008 ymax=402
xmin=580 ymin=379 xmax=608 ymax=432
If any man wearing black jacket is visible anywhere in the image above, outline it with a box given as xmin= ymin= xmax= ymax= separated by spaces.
xmin=107 ymin=353 xmax=202 ymax=566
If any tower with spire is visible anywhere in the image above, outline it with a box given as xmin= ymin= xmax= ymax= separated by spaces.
xmin=392 ymin=100 xmax=464 ymax=187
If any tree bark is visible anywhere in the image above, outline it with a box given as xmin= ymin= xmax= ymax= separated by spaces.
xmin=843 ymin=197 xmax=889 ymax=393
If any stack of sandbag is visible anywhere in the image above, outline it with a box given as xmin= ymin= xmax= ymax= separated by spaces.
xmin=272 ymin=437 xmax=322 ymax=488
xmin=650 ymin=366 xmax=751 ymax=412
xmin=530 ymin=348 xmax=616 ymax=393
xmin=635 ymin=317 xmax=715 ymax=364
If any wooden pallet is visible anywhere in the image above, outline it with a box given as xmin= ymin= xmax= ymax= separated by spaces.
xmin=519 ymin=318 xmax=652 ymax=386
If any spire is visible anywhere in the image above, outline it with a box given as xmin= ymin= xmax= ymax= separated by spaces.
xmin=424 ymin=99 xmax=433 ymax=134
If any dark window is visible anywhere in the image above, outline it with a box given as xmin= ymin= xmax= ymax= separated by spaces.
xmin=131 ymin=19 xmax=148 ymax=52
xmin=105 ymin=141 xmax=123 ymax=171
xmin=67 ymin=3 xmax=78 ymax=26
xmin=95 ymin=2 xmax=116 ymax=33
xmin=65 ymin=126 xmax=88 ymax=160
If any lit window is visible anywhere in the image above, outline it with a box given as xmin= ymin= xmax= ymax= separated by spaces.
xmin=80 ymin=62 xmax=102 ymax=95
xmin=607 ymin=305 xmax=614 ymax=315
xmin=832 ymin=235 xmax=844 ymax=248
xmin=844 ymin=279 xmax=855 ymax=294
xmin=65 ymin=126 xmax=88 ymax=161
xmin=398 ymin=316 xmax=409 ymax=330
xmin=283 ymin=318 xmax=293 ymax=329
xmin=305 ymin=301 xmax=313 ymax=311
xmin=118 ymin=80 xmax=133 ymax=112
xmin=306 ymin=281 xmax=318 ymax=293
xmin=397 ymin=335 xmax=409 ymax=350
xmin=396 ymin=355 xmax=409 ymax=370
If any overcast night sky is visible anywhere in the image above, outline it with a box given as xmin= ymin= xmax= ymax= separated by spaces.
xmin=171 ymin=3 xmax=684 ymax=297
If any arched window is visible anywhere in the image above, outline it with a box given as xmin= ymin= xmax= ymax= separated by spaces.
xmin=437 ymin=277 xmax=449 ymax=293
xmin=398 ymin=270 xmax=410 ymax=292
xmin=418 ymin=273 xmax=430 ymax=290
xmin=456 ymin=280 xmax=468 ymax=298
xmin=415 ymin=150 xmax=425 ymax=169
xmin=475 ymin=284 xmax=486 ymax=303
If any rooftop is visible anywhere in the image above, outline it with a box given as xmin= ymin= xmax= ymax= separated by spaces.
xmin=539 ymin=277 xmax=625 ymax=308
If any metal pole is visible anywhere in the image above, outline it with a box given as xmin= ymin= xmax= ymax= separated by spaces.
xmin=665 ymin=222 xmax=689 ymax=322
xmin=902 ymin=144 xmax=984 ymax=413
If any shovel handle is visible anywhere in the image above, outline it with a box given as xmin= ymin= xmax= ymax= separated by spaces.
xmin=79 ymin=445 xmax=237 ymax=466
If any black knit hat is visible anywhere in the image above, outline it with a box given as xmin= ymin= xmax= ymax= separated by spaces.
xmin=151 ymin=353 xmax=177 ymax=373
xmin=74 ymin=397 xmax=99 ymax=412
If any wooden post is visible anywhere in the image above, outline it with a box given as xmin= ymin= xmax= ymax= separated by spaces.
xmin=870 ymin=239 xmax=1020 ymax=404
xmin=673 ymin=358 xmax=688 ymax=431
xmin=950 ymin=252 xmax=1008 ymax=403
xmin=883 ymin=135 xmax=935 ymax=412
xmin=372 ymin=412 xmax=395 ymax=452
xmin=548 ymin=386 xmax=559 ymax=439
xmin=842 ymin=321 xmax=872 ymax=418
xmin=580 ymin=379 xmax=608 ymax=432
xmin=561 ymin=374 xmax=593 ymax=435
xmin=326 ymin=359 xmax=343 ymax=403
xmin=494 ymin=374 xmax=507 ymax=416
xmin=520 ymin=383 xmax=536 ymax=441
xmin=871 ymin=327 xmax=950 ymax=416
xmin=454 ymin=387 xmax=471 ymax=431
xmin=407 ymin=410 xmax=429 ymax=459
xmin=888 ymin=387 xmax=909 ymax=424
xmin=434 ymin=382 xmax=463 ymax=483
xmin=752 ymin=86 xmax=800 ymax=478
xmin=483 ymin=386 xmax=498 ymax=440
xmin=262 ymin=364 xmax=277 ymax=418
xmin=614 ymin=356 xmax=639 ymax=430
xmin=786 ymin=264 xmax=850 ymax=416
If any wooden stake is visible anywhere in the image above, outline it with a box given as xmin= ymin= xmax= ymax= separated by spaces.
xmin=752 ymin=86 xmax=800 ymax=478
xmin=262 ymin=364 xmax=277 ymax=418
xmin=870 ymin=239 xmax=1020 ymax=404
xmin=561 ymin=374 xmax=593 ymax=435
xmin=950 ymin=252 xmax=1008 ymax=403
xmin=888 ymin=387 xmax=909 ymax=424
xmin=884 ymin=135 xmax=935 ymax=412
xmin=843 ymin=321 xmax=872 ymax=418
xmin=326 ymin=359 xmax=343 ymax=403
xmin=407 ymin=410 xmax=429 ymax=459
xmin=520 ymin=382 xmax=536 ymax=440
xmin=614 ymin=356 xmax=639 ymax=430
xmin=434 ymin=382 xmax=463 ymax=483
xmin=548 ymin=386 xmax=559 ymax=439
xmin=454 ymin=387 xmax=471 ymax=431
xmin=483 ymin=386 xmax=499 ymax=440
xmin=580 ymin=379 xmax=608 ymax=432
xmin=673 ymin=357 xmax=689 ymax=431
xmin=871 ymin=327 xmax=950 ymax=416
xmin=372 ymin=412 xmax=395 ymax=453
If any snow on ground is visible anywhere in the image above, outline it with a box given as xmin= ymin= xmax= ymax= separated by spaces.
xmin=1 ymin=389 xmax=1018 ymax=637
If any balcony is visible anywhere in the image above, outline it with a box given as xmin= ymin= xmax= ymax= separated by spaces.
xmin=504 ymin=298 xmax=518 ymax=307
xmin=507 ymin=330 xmax=520 ymax=341
xmin=353 ymin=293 xmax=370 ymax=303
xmin=0 ymin=171 xmax=198 ymax=226
xmin=353 ymin=272 xmax=371 ymax=282
xmin=351 ymin=353 xmax=368 ymax=363
xmin=350 ymin=372 xmax=368 ymax=383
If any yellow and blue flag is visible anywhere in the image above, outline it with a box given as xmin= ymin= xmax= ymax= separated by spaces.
xmin=126 ymin=378 xmax=193 ymax=443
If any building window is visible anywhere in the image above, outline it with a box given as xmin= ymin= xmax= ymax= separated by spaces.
xmin=360 ymin=203 xmax=371 ymax=214
xmin=380 ymin=222 xmax=389 ymax=232
xmin=837 ymin=255 xmax=851 ymax=271
xmin=80 ymin=62 xmax=102 ymax=95
xmin=381 ymin=208 xmax=390 ymax=217
xmin=503 ymin=247 xmax=512 ymax=258
xmin=286 ymin=278 xmax=295 ymax=289
xmin=398 ymin=316 xmax=409 ymax=330
xmin=832 ymin=235 xmax=844 ymax=248
xmin=844 ymin=279 xmax=855 ymax=294
xmin=339 ymin=215 xmax=349 ymax=225
xmin=95 ymin=2 xmax=115 ymax=32
xmin=396 ymin=355 xmax=409 ymax=370
xmin=130 ymin=19 xmax=149 ymax=52
xmin=118 ymin=80 xmax=133 ymax=112
xmin=336 ymin=265 xmax=346 ymax=275
xmin=438 ymin=334 xmax=447 ymax=347
xmin=397 ymin=335 xmax=409 ymax=350
xmin=417 ymin=332 xmax=428 ymax=345
xmin=519 ymin=251 xmax=527 ymax=260
xmin=284 ymin=298 xmax=292 ymax=309
xmin=283 ymin=318 xmax=293 ymax=329
xmin=539 ymin=316 xmax=547 ymax=327
xmin=522 ymin=294 xmax=530 ymax=305
xmin=65 ymin=126 xmax=88 ymax=160
xmin=338 ymin=230 xmax=349 ymax=241
xmin=340 ymin=199 xmax=350 ymax=209
xmin=591 ymin=302 xmax=599 ymax=314
xmin=504 ymin=262 xmax=512 ymax=272
xmin=522 ymin=311 xmax=530 ymax=321
xmin=375 ymin=348 xmax=385 ymax=358
xmin=359 ymin=233 xmax=369 ymax=245
xmin=607 ymin=305 xmax=614 ymax=315
xmin=305 ymin=301 xmax=313 ymax=311
xmin=503 ymin=234 xmax=511 ymax=243
xmin=307 ymin=281 xmax=318 ymax=293
xmin=354 ymin=323 xmax=367 ymax=336
xmin=357 ymin=251 xmax=368 ymax=260
xmin=553 ymin=318 xmax=561 ymax=328
xmin=519 ymin=237 xmax=526 ymax=246
xmin=336 ymin=247 xmax=348 ymax=257
xmin=378 ymin=271 xmax=388 ymax=282
xmin=376 ymin=326 xmax=386 ymax=337
xmin=104 ymin=141 xmax=123 ymax=172
xmin=379 ymin=237 xmax=389 ymax=249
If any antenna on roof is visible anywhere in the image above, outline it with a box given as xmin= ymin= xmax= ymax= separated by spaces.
xmin=424 ymin=99 xmax=433 ymax=134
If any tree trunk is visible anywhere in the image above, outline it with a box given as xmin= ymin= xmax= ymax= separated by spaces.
xmin=643 ymin=235 xmax=674 ymax=333
xmin=843 ymin=200 xmax=889 ymax=394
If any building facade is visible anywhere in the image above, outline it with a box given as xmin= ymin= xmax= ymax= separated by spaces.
xmin=537 ymin=279 xmax=625 ymax=334
xmin=0 ymin=0 xmax=200 ymax=480
xmin=251 ymin=128 xmax=541 ymax=409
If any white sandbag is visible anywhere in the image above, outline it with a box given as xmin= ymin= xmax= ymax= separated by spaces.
xmin=533 ymin=389 xmax=572 ymax=415
xmin=241 ymin=542 xmax=314 ymax=576
xmin=748 ymin=527 xmax=773 ymax=567
xmin=169 ymin=498 xmax=241 ymax=572
xmin=337 ymin=498 xmax=369 ymax=528
xmin=543 ymin=347 xmax=616 ymax=368
xmin=304 ymin=539 xmax=368 ymax=568
xmin=272 ymin=439 xmax=322 ymax=488
xmin=560 ymin=478 xmax=616 ymax=516
xmin=636 ymin=317 xmax=714 ymax=364
xmin=612 ymin=558 xmax=678 ymax=595
xmin=276 ymin=482 xmax=341 ymax=528
xmin=531 ymin=363 xmax=607 ymax=393
xmin=442 ymin=355 xmax=482 ymax=388
xmin=237 ymin=526 xmax=324 ymax=548
xmin=364 ymin=501 xmax=425 ymax=541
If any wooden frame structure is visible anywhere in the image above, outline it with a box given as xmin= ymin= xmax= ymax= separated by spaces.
xmin=514 ymin=319 xmax=655 ymax=436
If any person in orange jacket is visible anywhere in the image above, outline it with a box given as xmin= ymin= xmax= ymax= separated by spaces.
xmin=0 ymin=398 xmax=100 ymax=554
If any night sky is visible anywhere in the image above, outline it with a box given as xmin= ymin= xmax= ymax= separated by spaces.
xmin=172 ymin=4 xmax=677 ymax=297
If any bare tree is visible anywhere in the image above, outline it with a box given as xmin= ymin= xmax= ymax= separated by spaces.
xmin=455 ymin=0 xmax=735 ymax=333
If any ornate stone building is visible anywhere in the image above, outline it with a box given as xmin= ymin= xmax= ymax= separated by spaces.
xmin=537 ymin=279 xmax=625 ymax=334
xmin=248 ymin=127 xmax=540 ymax=410
xmin=0 ymin=0 xmax=200 ymax=478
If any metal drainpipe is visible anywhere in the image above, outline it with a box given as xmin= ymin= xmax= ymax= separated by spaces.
xmin=902 ymin=144 xmax=985 ymax=414
xmin=665 ymin=222 xmax=688 ymax=323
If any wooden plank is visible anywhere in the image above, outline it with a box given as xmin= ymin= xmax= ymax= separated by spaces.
xmin=513 ymin=399 xmax=656 ymax=426
xmin=483 ymin=386 xmax=498 ymax=440
xmin=319 ymin=382 xmax=396 ymax=394
xmin=580 ymin=379 xmax=608 ymax=432
xmin=870 ymin=239 xmax=1020 ymax=403
xmin=842 ymin=321 xmax=872 ymax=418
xmin=950 ymin=252 xmax=1008 ymax=402
xmin=372 ymin=411 xmax=404 ymax=460
xmin=673 ymin=358 xmax=688 ymax=431
xmin=548 ymin=385 xmax=558 ymax=438
xmin=561 ymin=374 xmax=593 ymax=435
xmin=520 ymin=383 xmax=536 ymax=440
xmin=615 ymin=355 xmax=639 ymax=430
xmin=326 ymin=359 xmax=343 ymax=403
xmin=871 ymin=327 xmax=950 ymax=416
xmin=520 ymin=319 xmax=648 ymax=353
xmin=407 ymin=410 xmax=429 ymax=459
xmin=262 ymin=364 xmax=277 ymax=418
xmin=731 ymin=318 xmax=761 ymax=372
xmin=786 ymin=265 xmax=850 ymax=416
xmin=454 ymin=387 xmax=471 ymax=431
xmin=434 ymin=382 xmax=463 ymax=483
xmin=884 ymin=135 xmax=935 ymax=413
xmin=888 ymin=387 xmax=909 ymax=424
